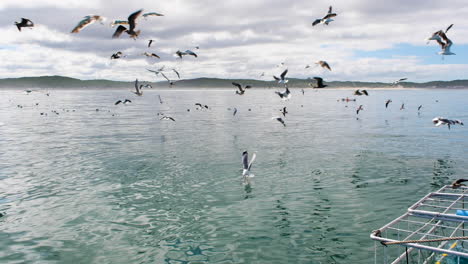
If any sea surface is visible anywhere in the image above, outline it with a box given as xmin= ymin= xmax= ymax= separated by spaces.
xmin=0 ymin=88 xmax=467 ymax=264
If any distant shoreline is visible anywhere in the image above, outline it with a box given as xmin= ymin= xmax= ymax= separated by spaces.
xmin=1 ymin=75 xmax=468 ymax=89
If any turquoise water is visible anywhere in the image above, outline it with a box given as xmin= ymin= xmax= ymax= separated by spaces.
xmin=0 ymin=88 xmax=467 ymax=263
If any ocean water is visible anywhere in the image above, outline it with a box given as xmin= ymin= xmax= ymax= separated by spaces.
xmin=0 ymin=88 xmax=467 ymax=264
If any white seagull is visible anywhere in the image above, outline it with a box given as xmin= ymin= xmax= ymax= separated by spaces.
xmin=242 ymin=151 xmax=257 ymax=179
xmin=275 ymin=86 xmax=291 ymax=100
xmin=432 ymin=117 xmax=464 ymax=130
xmin=312 ymin=6 xmax=337 ymax=26
xmin=273 ymin=69 xmax=288 ymax=84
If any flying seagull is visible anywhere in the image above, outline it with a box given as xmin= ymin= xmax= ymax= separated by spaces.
xmin=354 ymin=89 xmax=368 ymax=96
xmin=158 ymin=95 xmax=163 ymax=104
xmin=275 ymin=86 xmax=291 ymax=100
xmin=400 ymin=103 xmax=405 ymax=110
xmin=143 ymin=12 xmax=164 ymax=18
xmin=273 ymin=117 xmax=286 ymax=127
xmin=115 ymin=99 xmax=132 ymax=105
xmin=356 ymin=105 xmax=364 ymax=115
xmin=392 ymin=78 xmax=407 ymax=85
xmin=15 ymin=18 xmax=34 ymax=31
xmin=147 ymin=66 xmax=165 ymax=75
xmin=232 ymin=82 xmax=251 ymax=95
xmin=132 ymin=79 xmax=143 ymax=96
xmin=426 ymin=24 xmax=454 ymax=44
xmin=175 ymin=50 xmax=198 ymax=58
xmin=418 ymin=105 xmax=423 ymax=111
xmin=385 ymin=99 xmax=392 ymax=108
xmin=112 ymin=10 xmax=143 ymax=39
xmin=310 ymin=77 xmax=327 ymax=88
xmin=242 ymin=151 xmax=257 ymax=179
xmin=110 ymin=51 xmax=124 ymax=59
xmin=316 ymin=61 xmax=331 ymax=71
xmin=233 ymin=107 xmax=238 ymax=116
xmin=160 ymin=116 xmax=176 ymax=122
xmin=160 ymin=72 xmax=175 ymax=86
xmin=273 ymin=69 xmax=288 ymax=84
xmin=148 ymin=39 xmax=154 ymax=48
xmin=432 ymin=117 xmax=464 ymax=130
xmin=435 ymin=31 xmax=455 ymax=56
xmin=71 ymin=15 xmax=105 ymax=33
xmin=280 ymin=107 xmax=288 ymax=117
xmin=110 ymin=20 xmax=129 ymax=27
xmin=312 ymin=6 xmax=337 ymax=26
xmin=143 ymin=52 xmax=160 ymax=59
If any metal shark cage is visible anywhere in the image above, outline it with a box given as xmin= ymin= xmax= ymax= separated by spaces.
xmin=371 ymin=184 xmax=468 ymax=264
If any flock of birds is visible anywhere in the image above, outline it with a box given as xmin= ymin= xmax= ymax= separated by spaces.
xmin=12 ymin=6 xmax=465 ymax=185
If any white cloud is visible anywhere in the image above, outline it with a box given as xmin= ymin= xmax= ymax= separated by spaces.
xmin=1 ymin=0 xmax=467 ymax=82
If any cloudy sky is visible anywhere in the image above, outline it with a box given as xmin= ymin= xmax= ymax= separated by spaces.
xmin=1 ymin=0 xmax=467 ymax=82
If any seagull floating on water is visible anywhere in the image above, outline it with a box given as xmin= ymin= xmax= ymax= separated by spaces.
xmin=15 ymin=18 xmax=34 ymax=31
xmin=312 ymin=6 xmax=337 ymax=26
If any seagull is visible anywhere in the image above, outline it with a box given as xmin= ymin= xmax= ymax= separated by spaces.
xmin=143 ymin=52 xmax=160 ymax=59
xmin=305 ymin=65 xmax=311 ymax=69
xmin=71 ymin=15 xmax=105 ymax=33
xmin=392 ymin=78 xmax=407 ymax=85
xmin=15 ymin=18 xmax=34 ymax=31
xmin=418 ymin=105 xmax=423 ymax=111
xmin=426 ymin=24 xmax=454 ymax=44
xmin=127 ymin=9 xmax=143 ymax=38
xmin=275 ymin=86 xmax=291 ymax=100
xmin=160 ymin=72 xmax=175 ymax=86
xmin=310 ymin=77 xmax=327 ymax=88
xmin=273 ymin=69 xmax=288 ymax=84
xmin=356 ymin=105 xmax=364 ymax=115
xmin=195 ymin=103 xmax=209 ymax=109
xmin=316 ymin=61 xmax=332 ymax=71
xmin=148 ymin=39 xmax=154 ymax=47
xmin=354 ymin=89 xmax=368 ymax=96
xmin=385 ymin=99 xmax=392 ymax=108
xmin=400 ymin=103 xmax=405 ymax=110
xmin=273 ymin=117 xmax=286 ymax=127
xmin=112 ymin=10 xmax=143 ymax=39
xmin=110 ymin=20 xmax=129 ymax=27
xmin=175 ymin=50 xmax=198 ymax=58
xmin=432 ymin=117 xmax=464 ymax=130
xmin=260 ymin=72 xmax=265 ymax=77
xmin=158 ymin=95 xmax=163 ymax=104
xmin=132 ymin=79 xmax=143 ymax=96
xmin=143 ymin=12 xmax=164 ymax=18
xmin=110 ymin=51 xmax=124 ymax=59
xmin=280 ymin=107 xmax=288 ymax=117
xmin=436 ymin=31 xmax=456 ymax=56
xmin=233 ymin=108 xmax=238 ymax=116
xmin=301 ymin=89 xmax=305 ymax=95
xmin=452 ymin=178 xmax=468 ymax=188
xmin=143 ymin=84 xmax=153 ymax=89
xmin=232 ymin=82 xmax=251 ymax=95
xmin=115 ymin=99 xmax=132 ymax=105
xmin=147 ymin=66 xmax=165 ymax=75
xmin=172 ymin=69 xmax=180 ymax=79
xmin=160 ymin=116 xmax=175 ymax=121
xmin=242 ymin=151 xmax=257 ymax=179
xmin=312 ymin=6 xmax=337 ymax=26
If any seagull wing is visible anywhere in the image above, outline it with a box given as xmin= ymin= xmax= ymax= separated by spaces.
xmin=185 ymin=50 xmax=198 ymax=57
xmin=280 ymin=69 xmax=288 ymax=80
xmin=232 ymin=82 xmax=242 ymax=90
xmin=71 ymin=16 xmax=96 ymax=33
xmin=312 ymin=19 xmax=321 ymax=26
xmin=148 ymin=40 xmax=153 ymax=48
xmin=172 ymin=69 xmax=180 ymax=79
xmin=242 ymin=151 xmax=249 ymax=170
xmin=362 ymin=90 xmax=368 ymax=96
xmin=115 ymin=100 xmax=122 ymax=105
xmin=112 ymin=25 xmax=128 ymax=38
xmin=151 ymin=53 xmax=160 ymax=59
xmin=161 ymin=72 xmax=170 ymax=82
xmin=143 ymin=12 xmax=164 ymax=17
xmin=134 ymin=79 xmax=140 ymax=93
xmin=273 ymin=76 xmax=280 ymax=81
xmin=328 ymin=6 xmax=333 ymax=14
xmin=445 ymin=24 xmax=454 ymax=33
xmin=248 ymin=153 xmax=256 ymax=171
xmin=323 ymin=13 xmax=337 ymax=19
xmin=322 ymin=61 xmax=331 ymax=71
xmin=128 ymin=9 xmax=143 ymax=32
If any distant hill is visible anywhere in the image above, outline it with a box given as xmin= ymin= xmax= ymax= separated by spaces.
xmin=1 ymin=75 xmax=468 ymax=89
